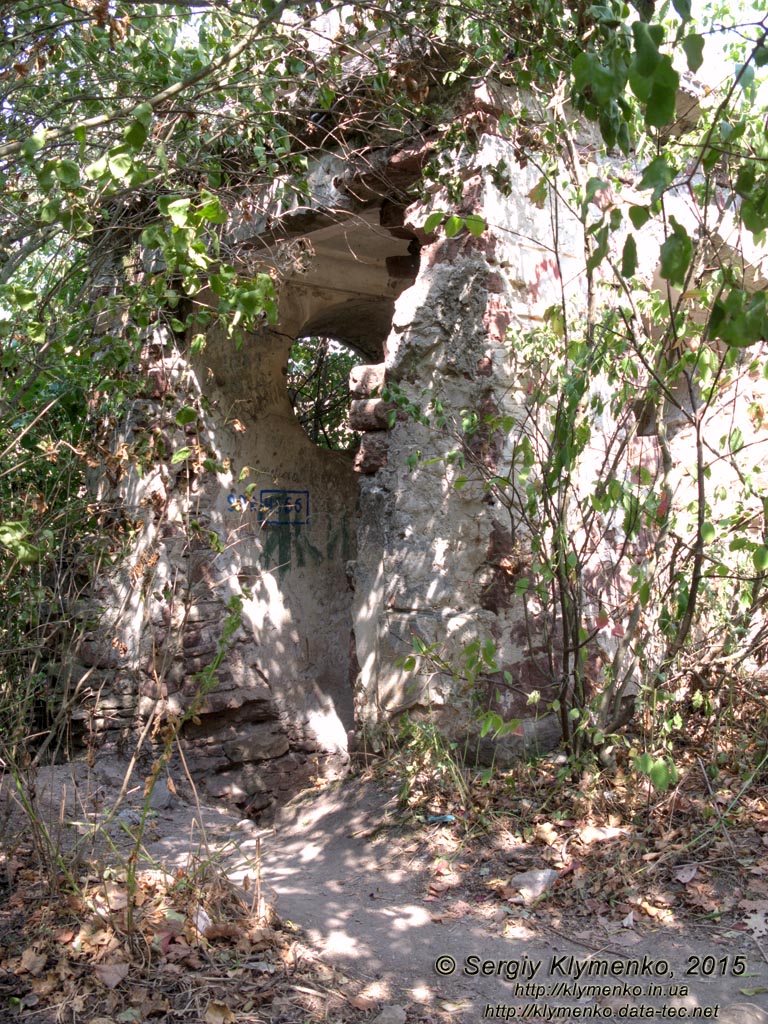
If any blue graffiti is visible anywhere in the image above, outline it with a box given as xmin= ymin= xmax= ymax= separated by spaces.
xmin=258 ymin=489 xmax=310 ymax=526
xmin=227 ymin=489 xmax=310 ymax=526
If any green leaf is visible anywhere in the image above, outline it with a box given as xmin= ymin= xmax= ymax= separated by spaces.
xmin=125 ymin=102 xmax=153 ymax=150
xmin=444 ymin=215 xmax=464 ymax=238
xmin=711 ymin=290 xmax=768 ymax=349
xmin=35 ymin=160 xmax=55 ymax=192
xmin=629 ymin=205 xmax=651 ymax=229
xmin=132 ymin=102 xmax=153 ymax=126
xmin=85 ymin=153 xmax=108 ymax=180
xmin=659 ymin=217 xmax=692 ymax=286
xmin=175 ymin=406 xmax=197 ymax=426
xmin=199 ymin=190 xmax=227 ymax=224
xmin=495 ymin=717 xmax=522 ymax=739
xmin=634 ymin=752 xmax=654 ymax=774
xmin=645 ymin=58 xmax=679 ymax=128
xmin=13 ymin=287 xmax=37 ymax=311
xmin=479 ymin=713 xmax=496 ymax=738
xmin=165 ymin=198 xmax=191 ymax=228
xmin=21 ymin=131 xmax=46 ymax=159
xmin=631 ymin=22 xmax=663 ymax=77
xmin=124 ymin=118 xmax=149 ymax=150
xmin=638 ymin=156 xmax=675 ymax=200
xmin=424 ymin=211 xmax=444 ymax=234
xmin=672 ymin=0 xmax=691 ymax=21
xmin=464 ymin=214 xmax=486 ymax=236
xmin=621 ymin=234 xmax=638 ymax=278
xmin=107 ymin=148 xmax=134 ymax=180
xmin=701 ymin=521 xmax=715 ymax=544
xmin=649 ymin=758 xmax=678 ymax=792
xmin=54 ymin=159 xmax=80 ymax=187
xmin=737 ymin=63 xmax=755 ymax=94
xmin=682 ymin=33 xmax=704 ymax=73
xmin=587 ymin=223 xmax=609 ymax=272
xmin=0 ymin=522 xmax=42 ymax=565
xmin=171 ymin=447 xmax=192 ymax=464
xmin=39 ymin=199 xmax=61 ymax=224
xmin=236 ymin=289 xmax=264 ymax=317
xmin=753 ymin=546 xmax=768 ymax=571
xmin=574 ymin=51 xmax=621 ymax=106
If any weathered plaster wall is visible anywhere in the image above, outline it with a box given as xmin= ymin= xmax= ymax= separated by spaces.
xmin=73 ymin=179 xmax=420 ymax=812
xmin=348 ymin=129 xmax=585 ymax=756
xmin=346 ymin=108 xmax=768 ymax=760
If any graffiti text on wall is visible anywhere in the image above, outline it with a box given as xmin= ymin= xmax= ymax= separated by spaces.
xmin=259 ymin=490 xmax=310 ymax=526
xmin=227 ymin=489 xmax=310 ymax=526
xmin=226 ymin=488 xmax=350 ymax=578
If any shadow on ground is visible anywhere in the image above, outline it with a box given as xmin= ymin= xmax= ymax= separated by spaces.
xmin=5 ymin=762 xmax=768 ymax=1023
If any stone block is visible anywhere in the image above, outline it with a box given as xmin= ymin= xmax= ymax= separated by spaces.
xmin=222 ymin=724 xmax=290 ymax=763
xmin=240 ymin=763 xmax=269 ymax=795
xmin=202 ymin=772 xmax=247 ymax=801
xmin=193 ymin=688 xmax=274 ymax=718
xmin=78 ymin=637 xmax=126 ymax=669
xmin=353 ymin=434 xmax=389 ymax=474
xmin=348 ymin=399 xmax=392 ymax=431
xmin=349 ymin=363 xmax=386 ymax=397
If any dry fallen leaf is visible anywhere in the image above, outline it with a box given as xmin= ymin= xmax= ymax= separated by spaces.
xmin=102 ymin=881 xmax=128 ymax=911
xmin=674 ymin=864 xmax=699 ymax=884
xmin=533 ymin=822 xmax=559 ymax=846
xmin=506 ymin=868 xmax=559 ymax=904
xmin=29 ymin=973 xmax=58 ymax=999
xmin=93 ymin=961 xmax=130 ymax=989
xmin=578 ymin=825 xmax=627 ymax=846
xmin=349 ymin=994 xmax=378 ymax=1011
xmin=205 ymin=1003 xmax=236 ymax=1024
xmin=19 ymin=947 xmax=47 ymax=975
xmin=741 ymin=899 xmax=768 ymax=936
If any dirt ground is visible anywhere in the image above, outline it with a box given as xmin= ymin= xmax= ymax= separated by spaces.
xmin=2 ymin=757 xmax=768 ymax=1023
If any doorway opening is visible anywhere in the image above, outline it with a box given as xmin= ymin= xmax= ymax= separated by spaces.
xmin=287 ymin=335 xmax=366 ymax=451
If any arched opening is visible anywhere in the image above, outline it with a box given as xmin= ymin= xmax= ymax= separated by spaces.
xmin=287 ymin=335 xmax=367 ymax=450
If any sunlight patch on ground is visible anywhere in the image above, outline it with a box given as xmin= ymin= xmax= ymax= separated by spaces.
xmin=384 ymin=904 xmax=433 ymax=930
xmin=299 ymin=841 xmax=324 ymax=863
xmin=321 ymin=928 xmax=364 ymax=957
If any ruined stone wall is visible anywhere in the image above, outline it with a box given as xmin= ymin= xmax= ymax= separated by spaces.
xmin=349 ymin=126 xmax=585 ymax=757
xmin=72 ymin=317 xmax=359 ymax=813
xmin=346 ymin=106 xmax=768 ymax=763
xmin=70 ymin=161 xmax=419 ymax=812
xmin=69 ymin=83 xmax=768 ymax=806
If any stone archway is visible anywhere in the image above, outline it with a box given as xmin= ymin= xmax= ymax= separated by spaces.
xmin=71 ymin=172 xmax=424 ymax=813
xmin=169 ymin=204 xmax=419 ymax=809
